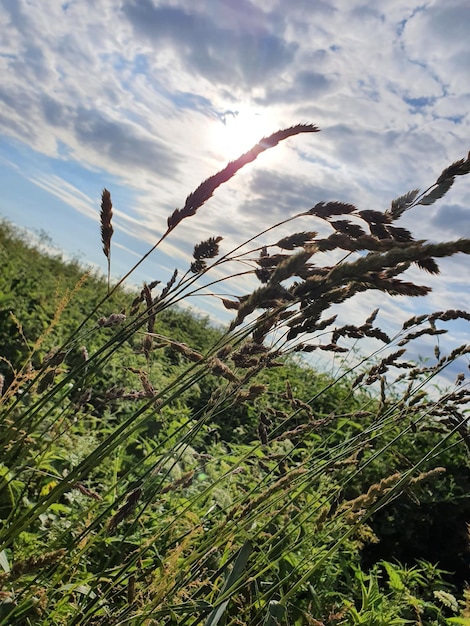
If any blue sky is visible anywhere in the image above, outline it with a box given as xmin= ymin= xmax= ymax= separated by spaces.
xmin=0 ymin=0 xmax=469 ymax=380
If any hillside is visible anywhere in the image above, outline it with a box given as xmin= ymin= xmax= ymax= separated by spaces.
xmin=0 ymin=218 xmax=469 ymax=625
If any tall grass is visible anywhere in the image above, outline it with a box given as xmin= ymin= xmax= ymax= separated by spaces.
xmin=0 ymin=126 xmax=469 ymax=625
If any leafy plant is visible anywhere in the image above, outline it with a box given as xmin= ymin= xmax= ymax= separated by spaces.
xmin=0 ymin=126 xmax=469 ymax=625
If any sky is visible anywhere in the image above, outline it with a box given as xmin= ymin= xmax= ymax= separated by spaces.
xmin=0 ymin=0 xmax=469 ymax=382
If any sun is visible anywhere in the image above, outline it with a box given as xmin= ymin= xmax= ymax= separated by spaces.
xmin=209 ymin=105 xmax=278 ymax=160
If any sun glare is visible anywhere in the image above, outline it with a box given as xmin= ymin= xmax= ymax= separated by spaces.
xmin=210 ymin=106 xmax=278 ymax=160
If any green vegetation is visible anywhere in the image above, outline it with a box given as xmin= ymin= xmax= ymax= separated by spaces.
xmin=1 ymin=126 xmax=470 ymax=625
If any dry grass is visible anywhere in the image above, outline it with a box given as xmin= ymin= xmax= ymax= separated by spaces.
xmin=100 ymin=188 xmax=113 ymax=293
xmin=1 ymin=128 xmax=470 ymax=626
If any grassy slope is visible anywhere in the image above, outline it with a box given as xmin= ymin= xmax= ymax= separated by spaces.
xmin=1 ymin=219 xmax=469 ymax=625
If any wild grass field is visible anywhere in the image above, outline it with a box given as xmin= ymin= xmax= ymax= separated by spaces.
xmin=1 ymin=126 xmax=470 ymax=625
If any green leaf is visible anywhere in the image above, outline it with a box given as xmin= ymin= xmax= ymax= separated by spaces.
xmin=204 ymin=541 xmax=252 ymax=626
xmin=382 ymin=561 xmax=405 ymax=591
xmin=58 ymin=583 xmax=97 ymax=599
xmin=263 ymin=600 xmax=286 ymax=626
xmin=0 ymin=550 xmax=10 ymax=573
xmin=49 ymin=503 xmax=71 ymax=515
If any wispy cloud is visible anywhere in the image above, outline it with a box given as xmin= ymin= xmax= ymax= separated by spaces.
xmin=29 ymin=175 xmax=97 ymax=221
xmin=0 ymin=0 xmax=468 ymax=380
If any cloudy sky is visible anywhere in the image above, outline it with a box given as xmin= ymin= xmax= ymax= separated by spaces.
xmin=0 ymin=0 xmax=469 ymax=380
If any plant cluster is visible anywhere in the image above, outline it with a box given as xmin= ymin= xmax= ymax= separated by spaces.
xmin=0 ymin=126 xmax=469 ymax=625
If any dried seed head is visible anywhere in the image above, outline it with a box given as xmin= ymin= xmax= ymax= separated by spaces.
xmin=100 ymin=188 xmax=113 ymax=259
xmin=37 ymin=368 xmax=57 ymax=393
xmin=402 ymin=313 xmax=429 ymax=330
xmin=269 ymin=246 xmax=317 ymax=283
xmin=167 ymin=124 xmax=319 ymax=231
xmin=76 ymin=388 xmax=92 ymax=408
xmin=364 ymin=308 xmax=379 ymax=325
xmin=0 ymin=549 xmax=67 ymax=585
xmin=140 ymin=372 xmax=156 ymax=397
xmin=73 ymin=482 xmax=101 ymax=501
xmin=387 ymin=225 xmax=414 ymax=242
xmin=398 ymin=326 xmax=447 ymax=346
xmin=42 ymin=347 xmax=66 ymax=368
xmin=255 ymin=267 xmax=272 ymax=283
xmin=260 ymin=411 xmax=272 ymax=426
xmin=97 ymin=313 xmax=126 ymax=327
xmin=221 ymin=298 xmax=240 ymax=310
xmin=142 ymin=334 xmax=153 ymax=359
xmin=331 ymin=220 xmax=366 ymax=238
xmin=307 ymin=201 xmax=356 ymax=218
xmin=157 ymin=268 xmax=178 ymax=302
xmin=276 ymin=232 xmax=317 ymax=250
xmin=208 ymin=357 xmax=238 ymax=382
xmin=169 ymin=341 xmax=204 ymax=362
xmin=455 ymin=372 xmax=465 ymax=386
xmin=388 ymin=189 xmax=420 ymax=219
xmin=319 ymin=343 xmax=348 ymax=353
xmin=430 ymin=309 xmax=470 ymax=323
xmin=160 ymin=471 xmax=194 ymax=494
xmin=193 ymin=236 xmax=222 ymax=260
xmin=130 ymin=280 xmax=161 ymax=315
xmin=107 ymin=487 xmax=142 ymax=534
xmin=416 ymin=258 xmax=440 ymax=274
xmin=232 ymin=341 xmax=268 ymax=366
xmin=190 ymin=259 xmax=207 ymax=274
xmin=339 ymin=472 xmax=402 ymax=513
xmin=234 ymin=384 xmax=268 ymax=404
xmin=436 ymin=152 xmax=470 ymax=183
xmin=216 ymin=344 xmax=233 ymax=359
xmin=258 ymin=421 xmax=268 ymax=445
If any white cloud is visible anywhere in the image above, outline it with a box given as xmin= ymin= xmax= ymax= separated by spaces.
xmin=0 ymin=0 xmax=468 ymax=371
